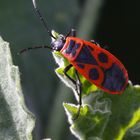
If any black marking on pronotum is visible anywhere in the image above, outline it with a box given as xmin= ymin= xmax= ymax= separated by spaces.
xmin=102 ymin=63 xmax=126 ymax=91
xmin=75 ymin=43 xmax=80 ymax=49
xmin=71 ymin=43 xmax=81 ymax=57
xmin=76 ymin=45 xmax=98 ymax=65
xmin=65 ymin=41 xmax=81 ymax=55
xmin=98 ymin=53 xmax=108 ymax=63
xmin=65 ymin=40 xmax=75 ymax=54
xmin=89 ymin=68 xmax=99 ymax=80
xmin=65 ymin=41 xmax=81 ymax=57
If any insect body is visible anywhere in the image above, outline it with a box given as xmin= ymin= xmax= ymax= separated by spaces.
xmin=51 ymin=33 xmax=128 ymax=95
xmin=20 ymin=0 xmax=129 ymax=119
xmin=60 ymin=36 xmax=128 ymax=94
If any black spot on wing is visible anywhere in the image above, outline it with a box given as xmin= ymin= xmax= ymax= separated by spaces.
xmin=98 ymin=53 xmax=108 ymax=63
xmin=75 ymin=45 xmax=97 ymax=65
xmin=89 ymin=68 xmax=99 ymax=80
xmin=102 ymin=63 xmax=126 ymax=91
xmin=71 ymin=43 xmax=81 ymax=57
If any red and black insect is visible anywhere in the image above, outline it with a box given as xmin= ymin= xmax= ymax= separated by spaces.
xmin=60 ymin=37 xmax=128 ymax=94
xmin=20 ymin=0 xmax=129 ymax=118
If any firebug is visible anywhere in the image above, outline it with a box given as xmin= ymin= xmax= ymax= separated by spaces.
xmin=20 ymin=0 xmax=129 ymax=119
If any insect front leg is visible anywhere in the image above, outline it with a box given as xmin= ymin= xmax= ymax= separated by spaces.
xmin=64 ymin=64 xmax=79 ymax=93
xmin=74 ymin=70 xmax=82 ymax=120
xmin=75 ymin=70 xmax=82 ymax=102
xmin=64 ymin=64 xmax=82 ymax=120
xmin=64 ymin=64 xmax=77 ymax=86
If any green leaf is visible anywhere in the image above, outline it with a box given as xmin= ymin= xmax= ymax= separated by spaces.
xmin=64 ymin=83 xmax=140 ymax=140
xmin=63 ymin=91 xmax=111 ymax=140
xmin=0 ymin=37 xmax=35 ymax=140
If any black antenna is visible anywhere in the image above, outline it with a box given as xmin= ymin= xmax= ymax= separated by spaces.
xmin=32 ymin=0 xmax=56 ymax=39
xmin=18 ymin=45 xmax=53 ymax=54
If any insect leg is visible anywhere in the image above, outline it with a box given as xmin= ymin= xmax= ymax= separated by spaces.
xmin=90 ymin=40 xmax=100 ymax=46
xmin=71 ymin=29 xmax=76 ymax=37
xmin=65 ymin=28 xmax=76 ymax=38
xmin=64 ymin=64 xmax=82 ymax=120
xmin=64 ymin=64 xmax=80 ymax=94
xmin=73 ymin=70 xmax=82 ymax=120
xmin=64 ymin=64 xmax=77 ymax=85
xmin=90 ymin=40 xmax=109 ymax=49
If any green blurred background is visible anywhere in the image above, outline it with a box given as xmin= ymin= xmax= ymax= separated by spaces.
xmin=0 ymin=0 xmax=140 ymax=139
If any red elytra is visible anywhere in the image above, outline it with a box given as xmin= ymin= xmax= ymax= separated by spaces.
xmin=60 ymin=37 xmax=129 ymax=94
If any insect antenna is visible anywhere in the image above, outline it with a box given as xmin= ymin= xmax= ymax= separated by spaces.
xmin=18 ymin=45 xmax=53 ymax=55
xmin=32 ymin=0 xmax=56 ymax=39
